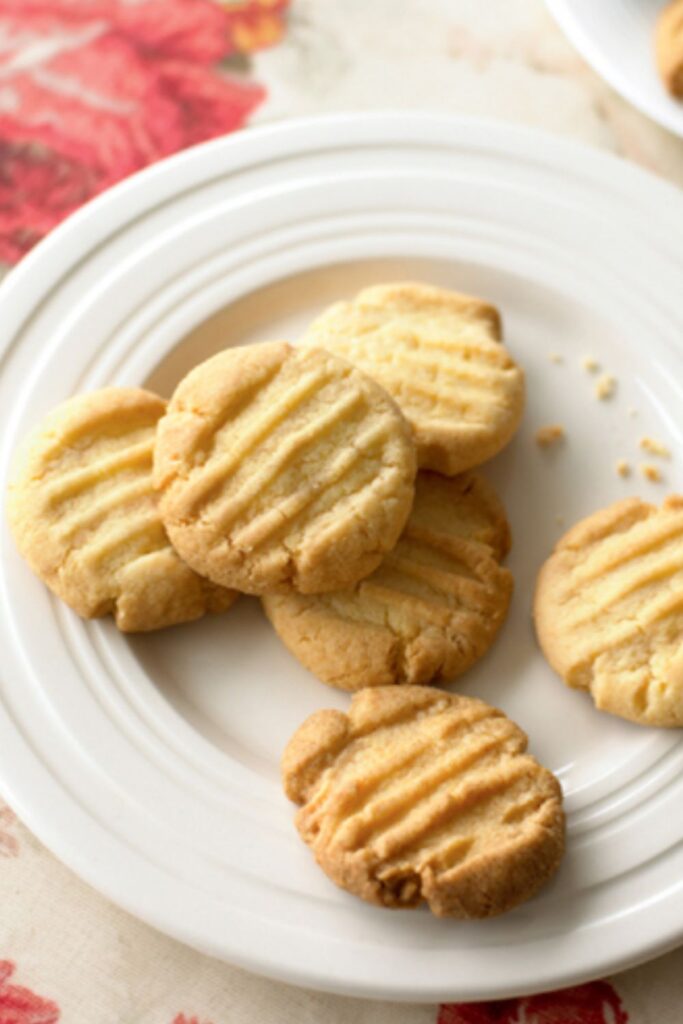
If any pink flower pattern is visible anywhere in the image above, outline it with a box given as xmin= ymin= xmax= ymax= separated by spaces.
xmin=0 ymin=961 xmax=60 ymax=1024
xmin=438 ymin=981 xmax=629 ymax=1024
xmin=0 ymin=0 xmax=270 ymax=263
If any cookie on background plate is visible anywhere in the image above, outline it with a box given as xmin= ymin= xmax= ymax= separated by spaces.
xmin=300 ymin=282 xmax=525 ymax=476
xmin=282 ymin=686 xmax=565 ymax=919
xmin=535 ymin=496 xmax=683 ymax=727
xmin=263 ymin=471 xmax=513 ymax=690
xmin=154 ymin=342 xmax=417 ymax=595
xmin=7 ymin=388 xmax=237 ymax=632
xmin=656 ymin=0 xmax=683 ymax=97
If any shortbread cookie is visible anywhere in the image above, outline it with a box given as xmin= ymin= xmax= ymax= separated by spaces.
xmin=300 ymin=282 xmax=525 ymax=475
xmin=264 ymin=471 xmax=513 ymax=690
xmin=282 ymin=686 xmax=565 ymax=918
xmin=7 ymin=388 xmax=237 ymax=632
xmin=154 ymin=342 xmax=416 ymax=595
xmin=656 ymin=0 xmax=683 ymax=97
xmin=535 ymin=496 xmax=683 ymax=727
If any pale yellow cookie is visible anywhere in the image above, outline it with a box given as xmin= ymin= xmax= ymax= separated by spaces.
xmin=535 ymin=496 xmax=683 ymax=727
xmin=264 ymin=471 xmax=513 ymax=690
xmin=656 ymin=0 xmax=683 ymax=97
xmin=300 ymin=282 xmax=525 ymax=475
xmin=282 ymin=686 xmax=565 ymax=919
xmin=7 ymin=388 xmax=237 ymax=632
xmin=153 ymin=342 xmax=417 ymax=595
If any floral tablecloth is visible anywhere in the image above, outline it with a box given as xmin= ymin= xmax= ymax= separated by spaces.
xmin=2 ymin=1 xmax=683 ymax=1021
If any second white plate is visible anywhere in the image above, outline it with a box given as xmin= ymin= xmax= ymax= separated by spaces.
xmin=0 ymin=114 xmax=682 ymax=1001
xmin=547 ymin=0 xmax=683 ymax=137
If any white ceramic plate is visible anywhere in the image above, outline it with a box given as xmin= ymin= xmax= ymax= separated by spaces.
xmin=1 ymin=114 xmax=682 ymax=1002
xmin=546 ymin=0 xmax=683 ymax=138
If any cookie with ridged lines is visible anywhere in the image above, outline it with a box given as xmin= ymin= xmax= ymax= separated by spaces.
xmin=153 ymin=342 xmax=417 ymax=596
xmin=535 ymin=496 xmax=683 ymax=727
xmin=300 ymin=282 xmax=525 ymax=476
xmin=282 ymin=686 xmax=565 ymax=919
xmin=7 ymin=388 xmax=237 ymax=632
xmin=263 ymin=471 xmax=513 ymax=690
xmin=656 ymin=0 xmax=683 ymax=97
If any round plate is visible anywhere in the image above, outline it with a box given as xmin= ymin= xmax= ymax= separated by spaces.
xmin=1 ymin=114 xmax=683 ymax=1002
xmin=546 ymin=0 xmax=683 ymax=138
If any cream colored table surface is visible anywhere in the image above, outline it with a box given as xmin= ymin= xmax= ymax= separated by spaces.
xmin=255 ymin=0 xmax=683 ymax=189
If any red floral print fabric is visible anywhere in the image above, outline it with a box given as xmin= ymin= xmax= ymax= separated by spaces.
xmin=0 ymin=0 xmax=279 ymax=263
xmin=0 ymin=961 xmax=59 ymax=1024
xmin=438 ymin=981 xmax=629 ymax=1024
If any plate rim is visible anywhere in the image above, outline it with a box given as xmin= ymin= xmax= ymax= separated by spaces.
xmin=2 ymin=111 xmax=683 ymax=1001
xmin=3 ymin=108 xmax=683 ymax=333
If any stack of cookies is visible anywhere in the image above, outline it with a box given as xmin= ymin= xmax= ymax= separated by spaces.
xmin=19 ymin=279 xmax=679 ymax=921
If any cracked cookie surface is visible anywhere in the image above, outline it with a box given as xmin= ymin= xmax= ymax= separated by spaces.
xmin=7 ymin=388 xmax=236 ymax=631
xmin=300 ymin=282 xmax=525 ymax=475
xmin=263 ymin=471 xmax=513 ymax=689
xmin=282 ymin=686 xmax=565 ymax=918
xmin=153 ymin=342 xmax=417 ymax=595
xmin=535 ymin=496 xmax=683 ymax=727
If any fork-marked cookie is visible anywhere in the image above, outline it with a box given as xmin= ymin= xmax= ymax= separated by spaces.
xmin=282 ymin=686 xmax=565 ymax=918
xmin=535 ymin=496 xmax=683 ymax=727
xmin=153 ymin=342 xmax=417 ymax=595
xmin=264 ymin=471 xmax=513 ymax=690
xmin=301 ymin=282 xmax=525 ymax=475
xmin=7 ymin=388 xmax=236 ymax=631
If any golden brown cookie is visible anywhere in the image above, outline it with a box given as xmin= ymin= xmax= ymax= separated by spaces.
xmin=263 ymin=471 xmax=513 ymax=690
xmin=282 ymin=686 xmax=565 ymax=918
xmin=7 ymin=388 xmax=237 ymax=632
xmin=535 ymin=496 xmax=683 ymax=727
xmin=656 ymin=0 xmax=683 ymax=97
xmin=300 ymin=282 xmax=525 ymax=475
xmin=153 ymin=342 xmax=417 ymax=595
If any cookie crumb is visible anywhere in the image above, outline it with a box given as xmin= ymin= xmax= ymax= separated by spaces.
xmin=595 ymin=375 xmax=616 ymax=400
xmin=639 ymin=436 xmax=670 ymax=458
xmin=549 ymin=352 xmax=564 ymax=365
xmin=616 ymin=459 xmax=631 ymax=478
xmin=535 ymin=424 xmax=565 ymax=448
xmin=581 ymin=355 xmax=600 ymax=373
xmin=628 ymin=407 xmax=638 ymax=419
xmin=640 ymin=463 xmax=663 ymax=483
